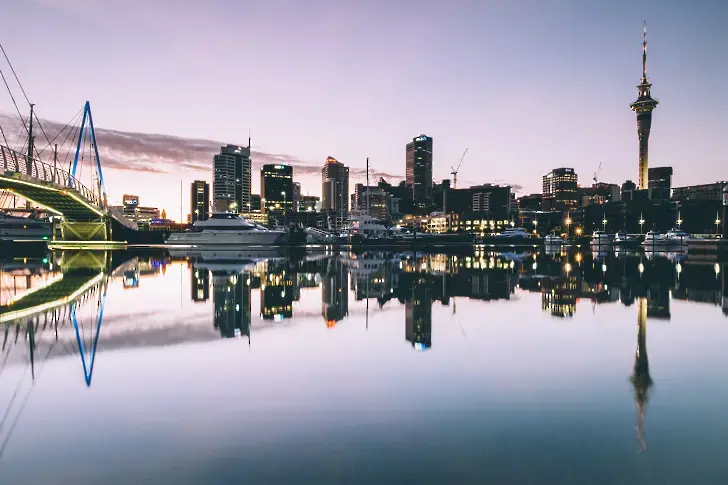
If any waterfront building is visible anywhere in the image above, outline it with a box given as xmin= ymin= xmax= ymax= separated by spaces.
xmin=114 ymin=194 xmax=160 ymax=224
xmin=630 ymin=24 xmax=659 ymax=190
xmin=321 ymin=157 xmax=349 ymax=213
xmin=190 ymin=180 xmax=209 ymax=223
xmin=672 ymin=182 xmax=728 ymax=202
xmin=542 ymin=168 xmax=578 ymax=212
xmin=444 ymin=184 xmax=512 ymax=221
xmin=300 ymin=195 xmax=320 ymax=212
xmin=648 ymin=166 xmax=672 ymax=201
xmin=213 ymin=143 xmax=251 ymax=212
xmin=261 ymin=164 xmax=293 ymax=213
xmin=406 ymin=134 xmax=433 ymax=206
xmin=353 ymin=184 xmax=390 ymax=221
xmin=517 ymin=193 xmax=543 ymax=212
xmin=250 ymin=194 xmax=261 ymax=212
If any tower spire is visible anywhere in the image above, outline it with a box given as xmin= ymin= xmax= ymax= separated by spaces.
xmin=642 ymin=21 xmax=648 ymax=83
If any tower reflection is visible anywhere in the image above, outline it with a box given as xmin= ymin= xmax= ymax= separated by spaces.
xmin=322 ymin=257 xmax=348 ymax=327
xmin=212 ymin=269 xmax=251 ymax=340
xmin=630 ymin=297 xmax=653 ymax=453
xmin=406 ymin=276 xmax=432 ymax=351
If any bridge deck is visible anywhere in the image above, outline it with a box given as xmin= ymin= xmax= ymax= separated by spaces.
xmin=0 ymin=271 xmax=103 ymax=323
xmin=0 ymin=172 xmax=104 ymax=221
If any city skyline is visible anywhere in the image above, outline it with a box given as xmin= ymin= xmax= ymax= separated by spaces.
xmin=2 ymin=1 xmax=727 ymax=219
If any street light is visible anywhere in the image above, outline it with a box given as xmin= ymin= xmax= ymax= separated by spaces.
xmin=639 ymin=213 xmax=645 ymax=235
xmin=281 ymin=191 xmax=287 ymax=226
xmin=533 ymin=219 xmax=538 ymax=235
xmin=715 ymin=212 xmax=721 ymax=235
xmin=602 ymin=217 xmax=607 ymax=232
xmin=565 ymin=215 xmax=572 ymax=239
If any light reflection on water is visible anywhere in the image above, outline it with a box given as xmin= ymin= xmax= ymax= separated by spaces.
xmin=1 ymin=247 xmax=727 ymax=484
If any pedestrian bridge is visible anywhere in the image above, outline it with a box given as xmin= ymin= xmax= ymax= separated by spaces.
xmin=0 ymin=102 xmax=137 ymax=241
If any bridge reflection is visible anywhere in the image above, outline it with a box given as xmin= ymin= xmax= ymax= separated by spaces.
xmin=0 ymin=248 xmax=725 ymax=388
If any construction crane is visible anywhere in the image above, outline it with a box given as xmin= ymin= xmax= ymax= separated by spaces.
xmin=450 ymin=148 xmax=469 ymax=189
xmin=593 ymin=161 xmax=602 ymax=185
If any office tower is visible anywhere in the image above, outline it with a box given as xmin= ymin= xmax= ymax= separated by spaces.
xmin=190 ymin=180 xmax=210 ymax=223
xmin=292 ymin=182 xmax=301 ymax=212
xmin=213 ymin=143 xmax=251 ymax=212
xmin=542 ymin=168 xmax=578 ymax=211
xmin=321 ymin=157 xmax=349 ymax=213
xmin=260 ymin=164 xmax=293 ymax=213
xmin=630 ymin=24 xmax=659 ymax=190
xmin=405 ymin=134 xmax=433 ymax=205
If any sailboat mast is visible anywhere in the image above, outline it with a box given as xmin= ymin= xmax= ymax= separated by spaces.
xmin=366 ymin=157 xmax=370 ymax=215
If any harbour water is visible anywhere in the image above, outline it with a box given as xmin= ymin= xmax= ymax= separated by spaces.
xmin=1 ymin=247 xmax=727 ymax=484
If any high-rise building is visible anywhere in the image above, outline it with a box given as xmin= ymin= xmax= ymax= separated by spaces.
xmin=648 ymin=166 xmax=672 ymax=201
xmin=250 ymin=194 xmax=262 ymax=211
xmin=542 ymin=168 xmax=578 ymax=211
xmin=292 ymin=182 xmax=301 ymax=212
xmin=630 ymin=24 xmax=659 ymax=190
xmin=213 ymin=143 xmax=251 ymax=212
xmin=321 ymin=157 xmax=349 ymax=213
xmin=261 ymin=164 xmax=293 ymax=213
xmin=190 ymin=180 xmax=210 ymax=223
xmin=405 ymin=135 xmax=433 ymax=205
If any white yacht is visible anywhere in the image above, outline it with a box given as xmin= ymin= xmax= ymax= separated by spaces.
xmin=613 ymin=231 xmax=639 ymax=245
xmin=347 ymin=213 xmax=389 ymax=239
xmin=166 ymin=213 xmax=286 ymax=246
xmin=590 ymin=230 xmax=613 ymax=246
xmin=544 ymin=234 xmax=564 ymax=246
xmin=642 ymin=231 xmax=667 ymax=248
xmin=494 ymin=227 xmax=532 ymax=239
xmin=664 ymin=229 xmax=693 ymax=247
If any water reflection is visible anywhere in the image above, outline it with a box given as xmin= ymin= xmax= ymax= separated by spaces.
xmin=1 ymin=247 xmax=727 ymax=465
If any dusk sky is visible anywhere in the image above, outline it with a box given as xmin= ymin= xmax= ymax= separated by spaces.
xmin=2 ymin=0 xmax=727 ymax=217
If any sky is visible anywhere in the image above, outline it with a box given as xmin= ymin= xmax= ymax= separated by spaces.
xmin=1 ymin=0 xmax=727 ymax=219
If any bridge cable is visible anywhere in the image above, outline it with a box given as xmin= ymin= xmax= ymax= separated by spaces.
xmin=0 ymin=43 xmax=53 ymax=151
xmin=0 ymin=66 xmax=30 ymax=146
xmin=37 ymin=107 xmax=83 ymax=158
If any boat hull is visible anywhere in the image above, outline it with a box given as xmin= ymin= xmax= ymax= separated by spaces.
xmin=166 ymin=230 xmax=287 ymax=246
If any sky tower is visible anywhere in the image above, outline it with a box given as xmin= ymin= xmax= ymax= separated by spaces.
xmin=630 ymin=22 xmax=659 ymax=190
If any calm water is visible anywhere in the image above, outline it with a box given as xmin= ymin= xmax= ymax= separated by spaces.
xmin=1 ymin=247 xmax=727 ymax=484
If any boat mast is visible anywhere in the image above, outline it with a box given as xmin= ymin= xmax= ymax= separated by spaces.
xmin=366 ymin=157 xmax=370 ymax=216
xmin=26 ymin=104 xmax=34 ymax=209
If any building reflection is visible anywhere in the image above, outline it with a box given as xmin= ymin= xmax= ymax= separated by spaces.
xmin=261 ymin=260 xmax=293 ymax=321
xmin=212 ymin=269 xmax=251 ymax=339
xmin=630 ymin=297 xmax=653 ymax=453
xmin=322 ymin=257 xmax=348 ymax=327
xmin=191 ymin=266 xmax=210 ymax=302
xmin=406 ymin=276 xmax=432 ymax=351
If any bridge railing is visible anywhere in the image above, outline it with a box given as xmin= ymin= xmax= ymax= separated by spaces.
xmin=1 ymin=145 xmax=101 ymax=207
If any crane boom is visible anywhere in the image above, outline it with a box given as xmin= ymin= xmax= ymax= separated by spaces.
xmin=593 ymin=161 xmax=602 ymax=185
xmin=450 ymin=148 xmax=469 ymax=189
